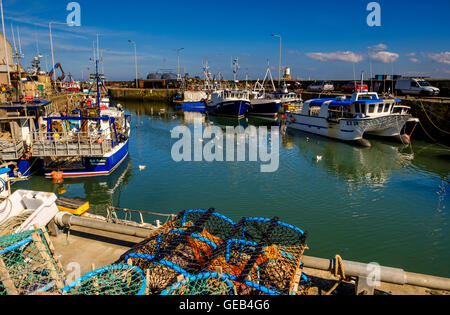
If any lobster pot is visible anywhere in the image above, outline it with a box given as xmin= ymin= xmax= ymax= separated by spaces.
xmin=0 ymin=229 xmax=65 ymax=295
xmin=63 ymin=265 xmax=146 ymax=296
xmin=161 ymin=272 xmax=236 ymax=296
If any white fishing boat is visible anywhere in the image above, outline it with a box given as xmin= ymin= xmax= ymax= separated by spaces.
xmin=287 ymin=91 xmax=419 ymax=147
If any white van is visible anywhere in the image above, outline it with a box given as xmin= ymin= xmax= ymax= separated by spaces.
xmin=396 ymin=79 xmax=440 ymax=96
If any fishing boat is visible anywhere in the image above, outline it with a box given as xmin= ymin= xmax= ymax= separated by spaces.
xmin=247 ymin=62 xmax=281 ymax=118
xmin=0 ymin=99 xmax=52 ymax=178
xmin=206 ymin=89 xmax=250 ymax=118
xmin=181 ymin=90 xmax=207 ymax=113
xmin=269 ymin=84 xmax=303 ymax=113
xmin=286 ymin=91 xmax=419 ymax=147
xmin=205 ymin=58 xmax=250 ymax=118
xmin=31 ymin=59 xmax=132 ymax=178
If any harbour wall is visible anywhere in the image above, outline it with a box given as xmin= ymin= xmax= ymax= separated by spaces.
xmin=108 ymin=88 xmax=178 ymax=102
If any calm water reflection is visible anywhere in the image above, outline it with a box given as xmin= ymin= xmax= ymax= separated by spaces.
xmin=15 ymin=101 xmax=450 ymax=277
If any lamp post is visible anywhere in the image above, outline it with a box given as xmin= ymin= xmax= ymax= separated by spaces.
xmin=176 ymin=48 xmax=184 ymax=81
xmin=1 ymin=0 xmax=10 ymax=85
xmin=271 ymin=34 xmax=282 ymax=88
xmin=128 ymin=40 xmax=138 ymax=88
xmin=49 ymin=21 xmax=73 ymax=81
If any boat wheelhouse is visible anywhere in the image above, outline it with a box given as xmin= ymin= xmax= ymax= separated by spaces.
xmin=268 ymin=85 xmax=303 ymax=113
xmin=287 ymin=92 xmax=419 ymax=147
xmin=0 ymin=99 xmax=52 ymax=178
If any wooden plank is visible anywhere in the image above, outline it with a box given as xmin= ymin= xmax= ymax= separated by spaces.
xmin=0 ymin=257 xmax=19 ymax=295
xmin=31 ymin=232 xmax=65 ymax=290
xmin=40 ymin=228 xmax=65 ymax=274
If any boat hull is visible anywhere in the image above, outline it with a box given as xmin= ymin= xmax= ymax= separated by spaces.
xmin=248 ymin=100 xmax=281 ymax=118
xmin=182 ymin=101 xmax=206 ymax=113
xmin=43 ymin=140 xmax=129 ymax=178
xmin=206 ymin=101 xmax=250 ymax=118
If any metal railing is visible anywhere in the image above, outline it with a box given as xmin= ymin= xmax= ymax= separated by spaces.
xmin=0 ymin=139 xmax=24 ymax=160
xmin=31 ymin=131 xmax=113 ymax=157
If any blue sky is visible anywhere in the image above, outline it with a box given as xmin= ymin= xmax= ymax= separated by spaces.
xmin=3 ymin=0 xmax=450 ymax=80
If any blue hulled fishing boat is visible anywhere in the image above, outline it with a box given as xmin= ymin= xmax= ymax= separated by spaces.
xmin=31 ymin=59 xmax=132 ymax=179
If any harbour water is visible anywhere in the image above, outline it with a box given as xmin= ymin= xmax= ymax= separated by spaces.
xmin=14 ymin=100 xmax=450 ymax=278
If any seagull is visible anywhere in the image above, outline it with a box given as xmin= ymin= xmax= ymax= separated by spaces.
xmin=139 ymin=165 xmax=147 ymax=171
xmin=316 ymin=156 xmax=323 ymax=162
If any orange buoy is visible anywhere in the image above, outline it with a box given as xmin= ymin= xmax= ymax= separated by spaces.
xmin=51 ymin=171 xmax=64 ymax=183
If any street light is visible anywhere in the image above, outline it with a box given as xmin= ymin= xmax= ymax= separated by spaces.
xmin=1 ymin=0 xmax=10 ymax=85
xmin=128 ymin=40 xmax=138 ymax=88
xmin=49 ymin=21 xmax=74 ymax=81
xmin=271 ymin=34 xmax=282 ymax=87
xmin=176 ymin=48 xmax=184 ymax=81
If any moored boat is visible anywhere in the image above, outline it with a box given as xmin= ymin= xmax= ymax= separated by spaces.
xmin=287 ymin=91 xmax=419 ymax=147
xmin=0 ymin=99 xmax=53 ymax=178
xmin=206 ymin=89 xmax=250 ymax=118
xmin=31 ymin=59 xmax=132 ymax=179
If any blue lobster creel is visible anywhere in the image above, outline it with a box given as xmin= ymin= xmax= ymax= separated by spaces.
xmin=62 ymin=264 xmax=147 ymax=296
xmin=160 ymin=272 xmax=279 ymax=296
xmin=239 ymin=217 xmax=307 ymax=246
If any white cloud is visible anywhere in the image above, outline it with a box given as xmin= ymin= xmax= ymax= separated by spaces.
xmin=305 ymin=51 xmax=364 ymax=63
xmin=410 ymin=58 xmax=421 ymax=63
xmin=406 ymin=52 xmax=416 ymax=57
xmin=427 ymin=52 xmax=450 ymax=65
xmin=369 ymin=51 xmax=400 ymax=63
xmin=368 ymin=43 xmax=388 ymax=51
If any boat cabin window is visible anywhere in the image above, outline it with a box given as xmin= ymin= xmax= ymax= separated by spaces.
xmin=355 ymin=104 xmax=360 ymax=113
xmin=369 ymin=105 xmax=376 ymax=114
xmin=377 ymin=104 xmax=384 ymax=113
xmin=0 ymin=122 xmax=12 ymax=139
xmin=309 ymin=106 xmax=321 ymax=117
xmin=360 ymin=104 xmax=366 ymax=113
xmin=384 ymin=104 xmax=391 ymax=113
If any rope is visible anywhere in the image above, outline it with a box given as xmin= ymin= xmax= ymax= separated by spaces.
xmin=418 ymin=101 xmax=450 ymax=135
xmin=0 ymin=211 xmax=33 ymax=236
xmin=325 ymin=255 xmax=351 ymax=296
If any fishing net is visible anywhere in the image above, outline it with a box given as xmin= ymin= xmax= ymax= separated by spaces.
xmin=62 ymin=265 xmax=146 ymax=296
xmin=160 ymin=272 xmax=236 ymax=296
xmin=0 ymin=229 xmax=65 ymax=295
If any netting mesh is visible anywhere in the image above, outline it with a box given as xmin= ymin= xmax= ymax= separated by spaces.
xmin=0 ymin=229 xmax=65 ymax=295
xmin=120 ymin=209 xmax=310 ymax=296
xmin=161 ymin=272 xmax=236 ymax=296
xmin=62 ymin=265 xmax=146 ymax=295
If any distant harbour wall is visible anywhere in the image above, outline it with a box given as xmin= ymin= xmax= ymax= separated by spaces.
xmin=108 ymin=88 xmax=178 ymax=102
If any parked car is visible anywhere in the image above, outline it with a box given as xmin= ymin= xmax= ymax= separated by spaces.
xmin=307 ymin=81 xmax=334 ymax=92
xmin=341 ymin=81 xmax=369 ymax=93
xmin=395 ymin=78 xmax=440 ymax=96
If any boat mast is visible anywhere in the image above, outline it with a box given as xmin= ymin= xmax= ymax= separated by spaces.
xmin=232 ymin=57 xmax=240 ymax=89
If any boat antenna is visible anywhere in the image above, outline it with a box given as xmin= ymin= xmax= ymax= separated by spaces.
xmin=360 ymin=71 xmax=364 ymax=93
